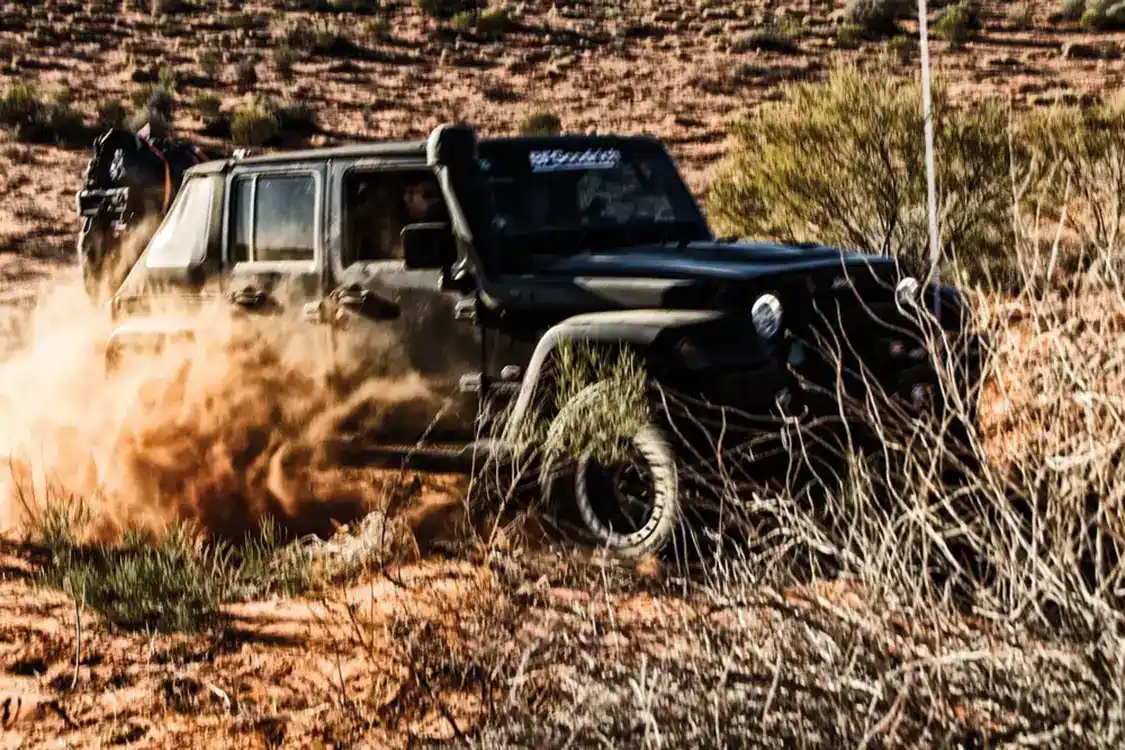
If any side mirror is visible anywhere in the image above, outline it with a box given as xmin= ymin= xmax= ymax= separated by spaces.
xmin=402 ymin=222 xmax=454 ymax=270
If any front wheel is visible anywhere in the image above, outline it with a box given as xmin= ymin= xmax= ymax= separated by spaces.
xmin=540 ymin=383 xmax=682 ymax=559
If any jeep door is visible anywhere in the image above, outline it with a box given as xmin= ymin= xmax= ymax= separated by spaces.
xmin=219 ymin=162 xmax=333 ymax=378
xmin=325 ymin=159 xmax=483 ymax=447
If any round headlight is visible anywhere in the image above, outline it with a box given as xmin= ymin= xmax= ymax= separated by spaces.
xmin=895 ymin=276 xmax=921 ymax=308
xmin=752 ymin=293 xmax=783 ymax=339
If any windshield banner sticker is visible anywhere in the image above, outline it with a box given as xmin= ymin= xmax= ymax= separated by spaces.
xmin=529 ymin=148 xmax=622 ymax=173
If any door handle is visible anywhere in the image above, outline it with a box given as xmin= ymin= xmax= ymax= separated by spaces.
xmin=333 ymin=286 xmax=399 ymax=320
xmin=337 ymin=288 xmax=371 ymax=308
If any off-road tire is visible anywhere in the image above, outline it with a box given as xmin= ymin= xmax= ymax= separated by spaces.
xmin=540 ymin=382 xmax=682 ymax=559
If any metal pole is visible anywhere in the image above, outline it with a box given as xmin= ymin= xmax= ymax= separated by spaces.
xmin=918 ymin=0 xmax=941 ymax=322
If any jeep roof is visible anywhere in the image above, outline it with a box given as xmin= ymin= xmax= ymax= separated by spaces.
xmin=186 ymin=132 xmax=668 ymax=177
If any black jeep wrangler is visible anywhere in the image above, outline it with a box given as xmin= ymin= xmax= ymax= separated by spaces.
xmin=104 ymin=124 xmax=979 ymax=559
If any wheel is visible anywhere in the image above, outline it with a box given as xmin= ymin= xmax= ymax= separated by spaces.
xmin=540 ymin=382 xmax=682 ymax=559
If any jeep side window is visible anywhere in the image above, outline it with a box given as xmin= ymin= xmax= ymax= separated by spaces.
xmin=230 ymin=174 xmax=316 ymax=263
xmin=342 ymin=169 xmax=447 ymax=265
xmin=144 ymin=175 xmax=214 ymax=269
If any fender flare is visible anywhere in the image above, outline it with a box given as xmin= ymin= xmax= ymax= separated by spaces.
xmin=499 ymin=309 xmax=724 ymax=446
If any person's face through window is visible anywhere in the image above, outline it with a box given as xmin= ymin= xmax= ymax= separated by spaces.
xmin=403 ymin=180 xmax=441 ymax=222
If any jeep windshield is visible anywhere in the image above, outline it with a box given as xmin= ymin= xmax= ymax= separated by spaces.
xmin=478 ymin=140 xmax=711 ymax=269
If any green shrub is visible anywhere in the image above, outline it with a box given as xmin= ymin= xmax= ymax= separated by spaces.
xmin=730 ymin=26 xmax=800 ymax=54
xmin=932 ymin=0 xmax=981 ymax=44
xmin=1081 ymin=0 xmax=1125 ymax=28
xmin=46 ymin=100 xmax=87 ymax=144
xmin=197 ymin=48 xmax=223 ymax=81
xmin=450 ymin=6 xmax=511 ymax=32
xmin=1007 ymin=2 xmax=1034 ymax=29
xmin=147 ymin=86 xmax=175 ymax=120
xmin=450 ymin=9 xmax=476 ymax=28
xmin=0 ymin=81 xmax=42 ymax=130
xmin=416 ymin=0 xmax=484 ymax=20
xmin=157 ymin=65 xmax=181 ymax=91
xmin=477 ymin=7 xmax=513 ymax=33
xmin=0 ymin=83 xmax=81 ymax=144
xmin=234 ymin=58 xmax=259 ymax=89
xmin=29 ymin=496 xmax=394 ymax=633
xmin=279 ymin=21 xmax=317 ymax=51
xmin=193 ymin=91 xmax=223 ymax=121
xmin=844 ymin=0 xmax=908 ymax=37
xmin=278 ymin=100 xmax=318 ymax=133
xmin=835 ymin=23 xmax=865 ymax=48
xmin=519 ymin=111 xmax=562 ymax=136
xmin=273 ymin=45 xmax=299 ymax=80
xmin=362 ymin=17 xmax=392 ymax=39
xmin=329 ymin=0 xmax=384 ymax=12
xmin=147 ymin=0 xmax=190 ymax=13
xmin=230 ymin=102 xmax=280 ymax=146
xmin=884 ymin=33 xmax=916 ymax=61
xmin=129 ymin=84 xmax=175 ymax=121
xmin=259 ymin=96 xmax=319 ymax=134
xmin=30 ymin=501 xmax=332 ymax=633
xmin=96 ymin=100 xmax=128 ymax=130
xmin=706 ymin=63 xmax=1012 ymax=284
xmin=1055 ymin=0 xmax=1086 ymax=21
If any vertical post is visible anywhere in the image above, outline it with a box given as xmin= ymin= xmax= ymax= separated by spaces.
xmin=918 ymin=0 xmax=941 ymax=321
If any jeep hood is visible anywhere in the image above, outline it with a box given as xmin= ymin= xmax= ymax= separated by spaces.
xmin=533 ymin=240 xmax=899 ymax=280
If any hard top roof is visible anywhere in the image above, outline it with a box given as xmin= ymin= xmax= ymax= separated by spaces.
xmin=185 ymin=130 xmax=667 ymax=177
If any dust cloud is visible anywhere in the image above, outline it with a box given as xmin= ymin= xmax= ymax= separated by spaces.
xmin=0 ymin=276 xmax=448 ymax=545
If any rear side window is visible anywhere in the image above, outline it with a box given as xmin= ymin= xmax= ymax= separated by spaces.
xmin=229 ymin=173 xmax=317 ymax=263
xmin=144 ymin=176 xmax=214 ymax=269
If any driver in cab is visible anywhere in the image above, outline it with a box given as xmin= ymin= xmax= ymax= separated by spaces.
xmin=352 ymin=175 xmax=447 ymax=262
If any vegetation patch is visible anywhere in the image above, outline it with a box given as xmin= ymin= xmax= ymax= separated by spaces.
xmin=706 ymin=62 xmax=1125 ymax=289
xmin=932 ymin=0 xmax=983 ymax=44
xmin=0 ymin=82 xmax=89 ymax=145
xmin=518 ymin=111 xmax=562 ymax=136
xmin=29 ymin=497 xmax=400 ymax=633
xmin=844 ymin=0 xmax=908 ymax=38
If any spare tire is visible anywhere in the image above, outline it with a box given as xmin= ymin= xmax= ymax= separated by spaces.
xmin=77 ymin=213 xmax=113 ymax=302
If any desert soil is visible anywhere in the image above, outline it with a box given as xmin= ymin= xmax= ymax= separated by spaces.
xmin=0 ymin=0 xmax=1121 ymax=746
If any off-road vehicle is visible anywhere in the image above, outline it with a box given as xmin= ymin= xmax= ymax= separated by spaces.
xmin=104 ymin=124 xmax=980 ymax=559
xmin=76 ymin=126 xmax=210 ymax=301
